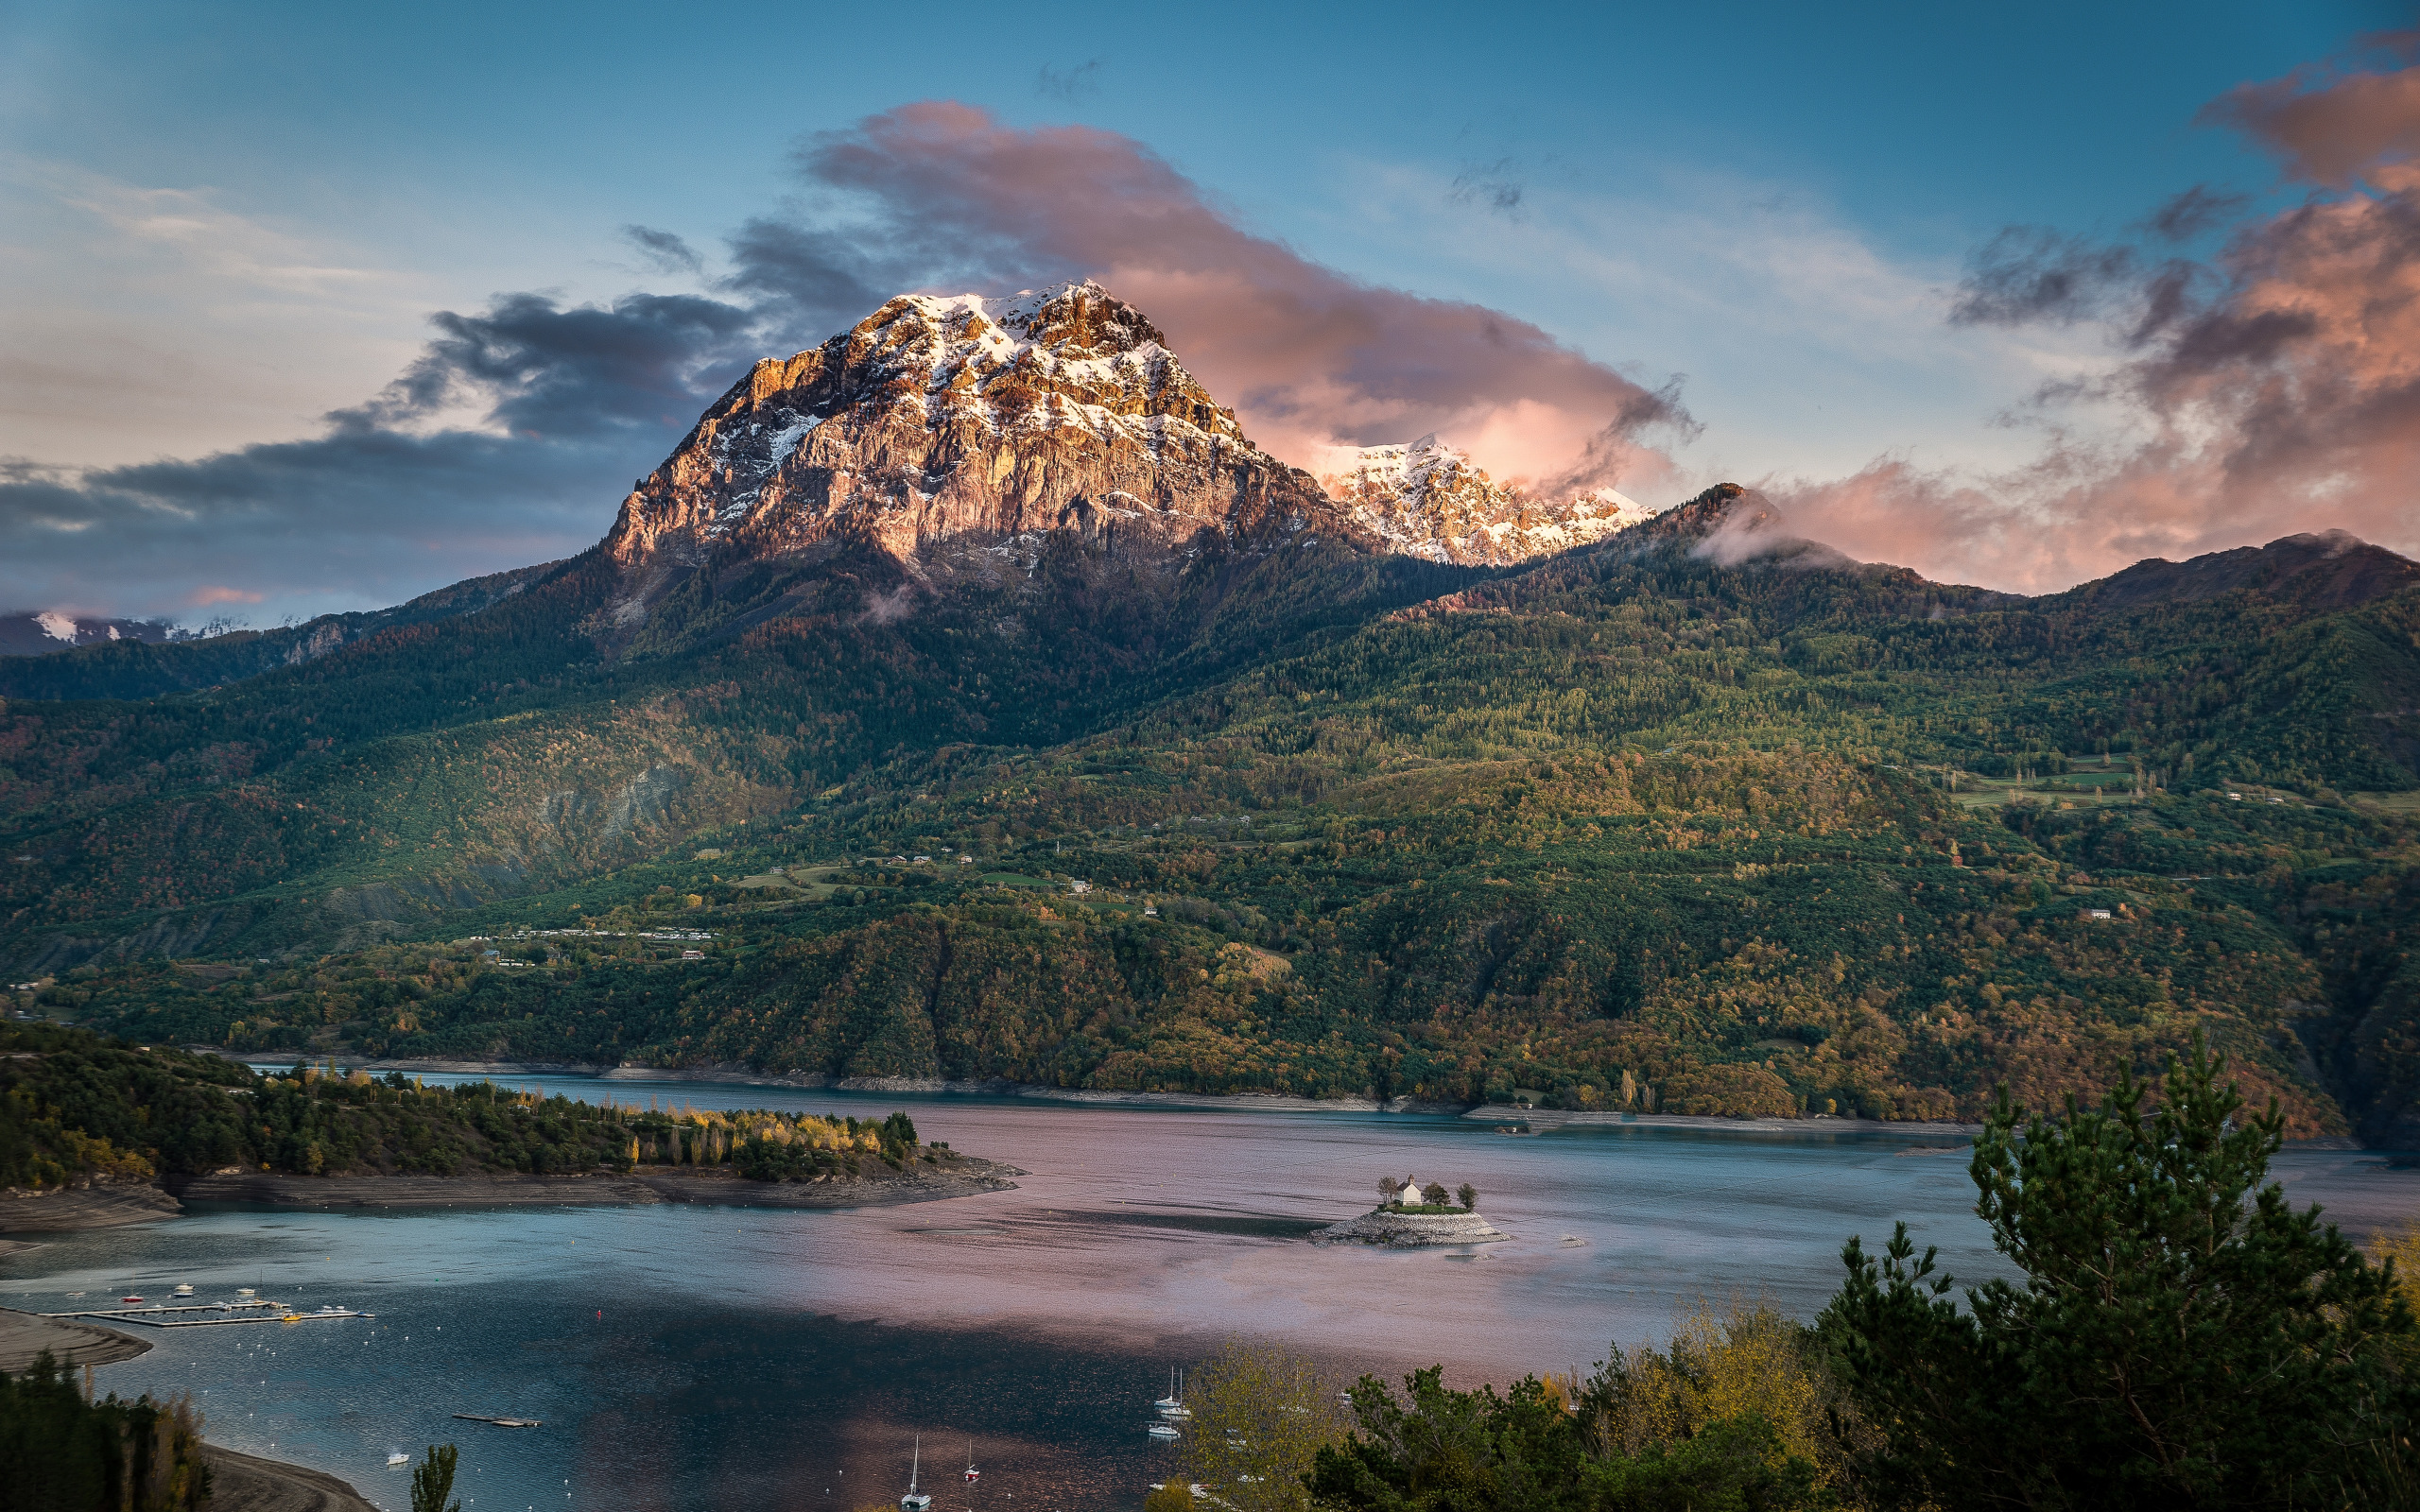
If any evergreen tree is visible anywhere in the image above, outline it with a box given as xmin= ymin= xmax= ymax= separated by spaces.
xmin=1822 ymin=1032 xmax=2417 ymax=1508
xmin=411 ymin=1443 xmax=461 ymax=1512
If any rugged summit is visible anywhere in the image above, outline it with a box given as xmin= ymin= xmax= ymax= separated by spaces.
xmin=601 ymin=283 xmax=1356 ymax=588
xmin=1321 ymin=435 xmax=1659 ymax=565
xmin=597 ymin=283 xmax=1679 ymax=614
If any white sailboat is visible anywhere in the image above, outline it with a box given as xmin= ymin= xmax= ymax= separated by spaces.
xmin=963 ymin=1438 xmax=980 ymax=1484
xmin=1158 ymin=1368 xmax=1191 ymax=1420
xmin=1153 ymin=1367 xmax=1181 ymax=1413
xmin=900 ymin=1435 xmax=932 ymax=1511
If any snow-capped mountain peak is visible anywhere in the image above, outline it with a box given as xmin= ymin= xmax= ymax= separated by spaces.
xmin=1319 ymin=434 xmax=1661 ymax=565
xmin=601 ymin=282 xmax=1321 ymax=576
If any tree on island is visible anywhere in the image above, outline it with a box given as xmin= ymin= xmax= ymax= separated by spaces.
xmin=1377 ymin=1176 xmax=1403 ymax=1209
xmin=1824 ymin=1033 xmax=2419 ymax=1507
xmin=411 ymin=1444 xmax=460 ymax=1512
xmin=1458 ymin=1182 xmax=1478 ymax=1211
xmin=1422 ymin=1181 xmax=1449 ymax=1207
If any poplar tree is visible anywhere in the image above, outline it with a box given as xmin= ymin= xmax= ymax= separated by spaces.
xmin=411 ymin=1444 xmax=460 ymax=1512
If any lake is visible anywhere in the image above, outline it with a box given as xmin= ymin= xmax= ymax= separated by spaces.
xmin=9 ymin=1081 xmax=2412 ymax=1512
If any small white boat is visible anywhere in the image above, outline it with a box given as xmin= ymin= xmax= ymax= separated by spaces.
xmin=900 ymin=1434 xmax=932 ymax=1511
xmin=1147 ymin=1423 xmax=1180 ymax=1439
xmin=963 ymin=1438 xmax=979 ymax=1483
xmin=173 ymin=1284 xmax=195 ymax=1297
xmin=387 ymin=1453 xmax=409 ymax=1469
xmin=1155 ymin=1366 xmax=1190 ymax=1418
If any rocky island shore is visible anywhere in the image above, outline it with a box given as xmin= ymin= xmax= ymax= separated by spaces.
xmin=1314 ymin=1208 xmax=1510 ymax=1246
xmin=1315 ymin=1175 xmax=1508 ymax=1246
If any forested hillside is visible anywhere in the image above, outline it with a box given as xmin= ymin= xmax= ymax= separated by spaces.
xmin=8 ymin=490 xmax=2418 ymax=1140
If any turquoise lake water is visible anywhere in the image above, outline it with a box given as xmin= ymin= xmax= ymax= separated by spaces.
xmin=8 ymin=1081 xmax=2412 ymax=1512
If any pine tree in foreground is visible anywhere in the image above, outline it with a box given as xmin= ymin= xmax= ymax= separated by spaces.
xmin=1822 ymin=1031 xmax=2418 ymax=1509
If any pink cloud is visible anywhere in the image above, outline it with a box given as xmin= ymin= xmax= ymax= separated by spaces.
xmin=187 ymin=585 xmax=266 ymax=606
xmin=2201 ymin=33 xmax=2420 ymax=188
xmin=795 ymin=103 xmax=1693 ymax=490
xmin=1775 ymin=54 xmax=2420 ymax=593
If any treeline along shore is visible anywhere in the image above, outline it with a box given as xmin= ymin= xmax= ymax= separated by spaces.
xmin=0 ymin=1023 xmax=1015 ymax=1230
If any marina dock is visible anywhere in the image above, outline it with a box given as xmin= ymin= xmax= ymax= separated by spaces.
xmin=42 ymin=1298 xmax=372 ymax=1329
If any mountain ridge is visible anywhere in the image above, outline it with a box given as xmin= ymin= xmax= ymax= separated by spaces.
xmin=7 ymin=285 xmax=2420 ymax=1144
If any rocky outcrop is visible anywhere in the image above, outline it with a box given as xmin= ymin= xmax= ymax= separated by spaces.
xmin=1313 ymin=1208 xmax=1509 ymax=1246
xmin=1322 ymin=435 xmax=1660 ymax=565
xmin=600 ymin=283 xmax=1361 ymax=602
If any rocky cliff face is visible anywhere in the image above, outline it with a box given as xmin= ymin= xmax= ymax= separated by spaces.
xmin=601 ymin=283 xmax=1357 ymax=594
xmin=1320 ymin=435 xmax=1660 ymax=566
xmin=598 ymin=284 xmax=1676 ymax=618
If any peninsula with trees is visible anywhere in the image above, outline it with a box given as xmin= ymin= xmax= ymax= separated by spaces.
xmin=0 ymin=1023 xmax=1014 ymax=1228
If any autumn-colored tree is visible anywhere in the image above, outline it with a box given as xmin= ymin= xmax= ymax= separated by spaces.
xmin=1179 ymin=1340 xmax=1344 ymax=1512
xmin=1141 ymin=1482 xmax=1194 ymax=1512
xmin=1584 ymin=1297 xmax=1856 ymax=1493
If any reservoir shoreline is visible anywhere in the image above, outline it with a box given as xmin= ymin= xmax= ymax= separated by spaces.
xmin=328 ymin=1057 xmax=2367 ymax=1148
xmin=300 ymin=1055 xmax=1991 ymax=1135
xmin=1 ymin=1155 xmax=1021 ymax=1233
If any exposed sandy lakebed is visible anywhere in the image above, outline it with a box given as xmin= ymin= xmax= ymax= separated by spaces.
xmin=161 ymin=1155 xmax=1022 ymax=1213
xmin=0 ymin=1157 xmax=1020 ymax=1233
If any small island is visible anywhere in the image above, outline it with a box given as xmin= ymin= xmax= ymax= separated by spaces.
xmin=1315 ymin=1174 xmax=1509 ymax=1246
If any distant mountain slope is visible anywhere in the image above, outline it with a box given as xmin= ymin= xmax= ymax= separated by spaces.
xmin=0 ymin=561 xmax=566 ymax=703
xmin=0 ymin=612 xmax=172 ymax=659
xmin=2058 ymin=530 xmax=2420 ymax=614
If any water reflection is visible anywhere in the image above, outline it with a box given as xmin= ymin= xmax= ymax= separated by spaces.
xmin=9 ymin=1081 xmax=2412 ymax=1512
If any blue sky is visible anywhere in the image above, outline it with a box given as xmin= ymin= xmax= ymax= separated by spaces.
xmin=0 ymin=0 xmax=2407 ymax=622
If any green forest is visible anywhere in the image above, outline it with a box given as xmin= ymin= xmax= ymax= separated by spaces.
xmin=7 ymin=494 xmax=2418 ymax=1140
xmin=0 ymin=1022 xmax=931 ymax=1188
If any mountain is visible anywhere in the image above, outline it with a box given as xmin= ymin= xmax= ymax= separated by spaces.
xmin=6 ymin=284 xmax=2420 ymax=1144
xmin=0 ymin=611 xmax=172 ymax=658
xmin=1320 ymin=434 xmax=1660 ymax=565
xmin=2056 ymin=529 xmax=2420 ymax=615
xmin=597 ymin=284 xmax=1363 ymax=630
xmin=0 ymin=562 xmax=563 ymax=702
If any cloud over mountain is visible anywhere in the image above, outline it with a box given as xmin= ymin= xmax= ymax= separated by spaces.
xmin=1778 ymin=39 xmax=2420 ymax=593
xmin=1 ymin=104 xmax=1690 ymax=625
